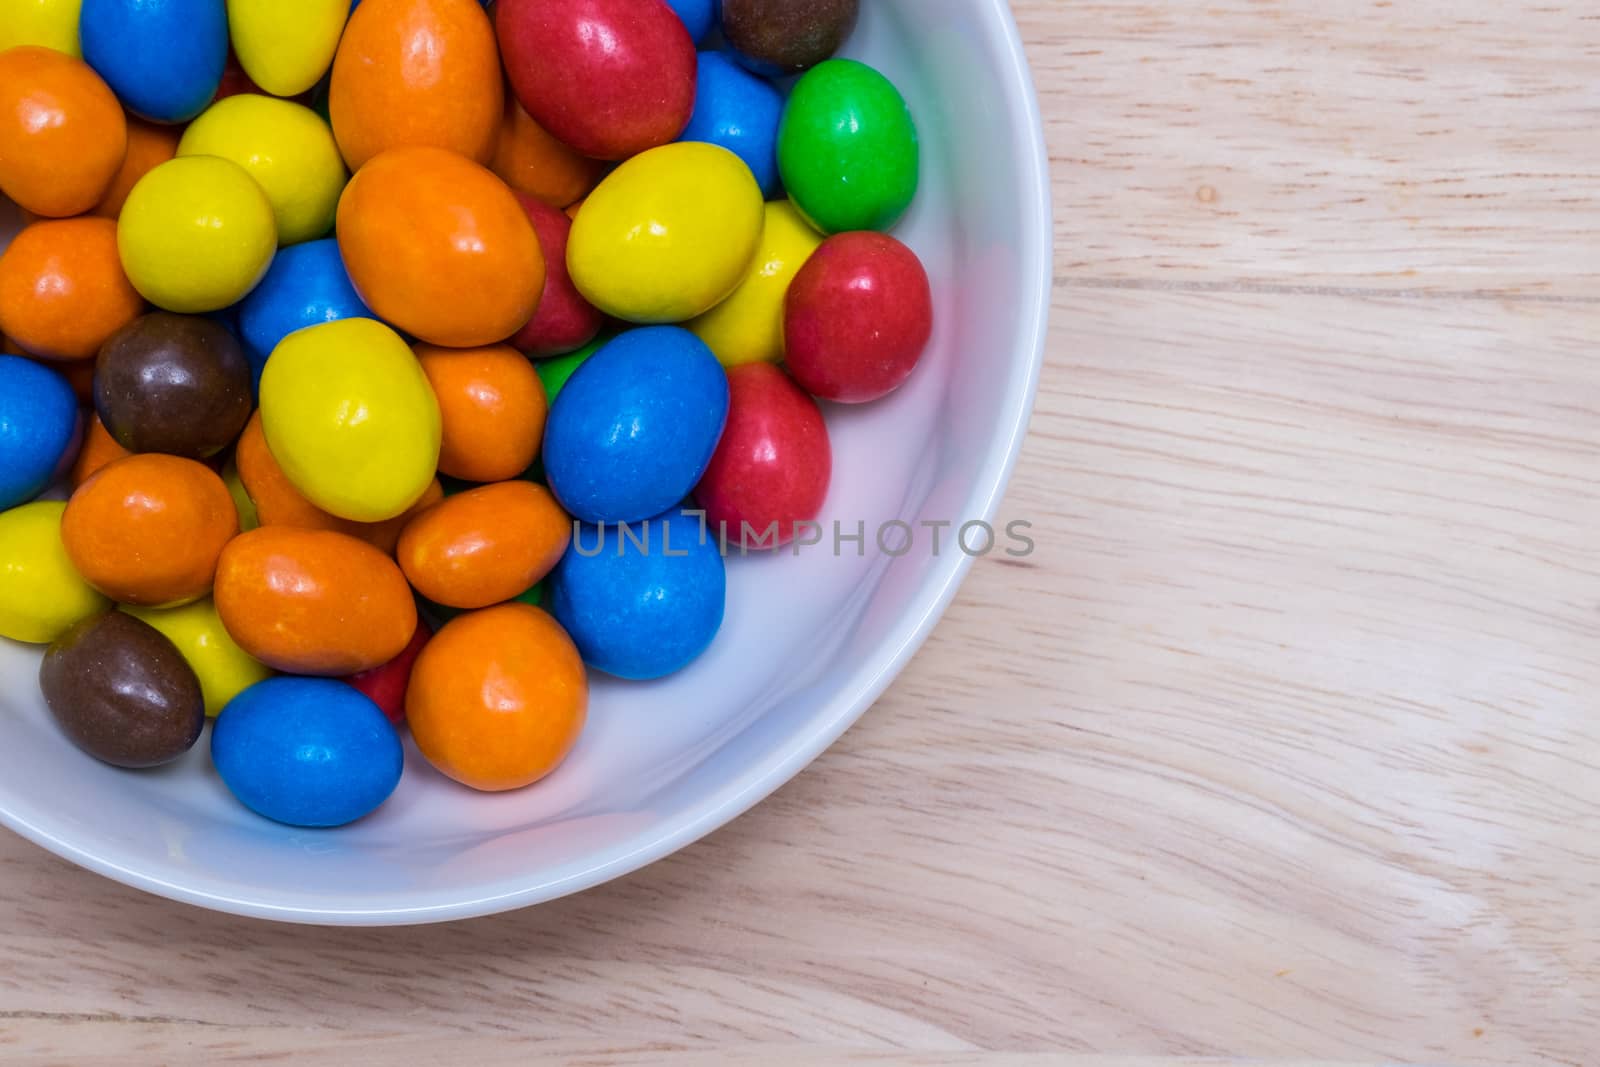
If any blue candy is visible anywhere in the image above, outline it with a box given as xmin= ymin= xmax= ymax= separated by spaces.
xmin=212 ymin=677 xmax=404 ymax=828
xmin=666 ymin=0 xmax=717 ymax=43
xmin=680 ymin=51 xmax=783 ymax=197
xmin=80 ymin=0 xmax=227 ymax=123
xmin=0 ymin=357 xmax=79 ymax=510
xmin=543 ymin=327 xmax=730 ymax=525
xmin=237 ymin=240 xmax=375 ymax=393
xmin=550 ymin=509 xmax=727 ymax=680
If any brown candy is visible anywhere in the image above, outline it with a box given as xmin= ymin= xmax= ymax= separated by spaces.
xmin=722 ymin=0 xmax=858 ymax=76
xmin=95 ymin=312 xmax=253 ymax=459
xmin=39 ymin=611 xmax=206 ymax=769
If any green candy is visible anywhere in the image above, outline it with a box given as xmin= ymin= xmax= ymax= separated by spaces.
xmin=528 ymin=332 xmax=615 ymax=487
xmin=536 ymin=334 xmax=608 ymax=404
xmin=778 ymin=59 xmax=919 ymax=234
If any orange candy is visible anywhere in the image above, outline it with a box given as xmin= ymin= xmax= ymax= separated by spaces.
xmin=416 ymin=343 xmax=546 ymax=482
xmin=398 ymin=481 xmax=571 ymax=609
xmin=406 ymin=603 xmax=587 ymax=791
xmin=0 ymin=217 xmax=145 ymax=361
xmin=234 ymin=412 xmax=443 ymax=555
xmin=91 ymin=118 xmax=182 ymax=220
xmin=491 ymin=97 xmax=606 ymax=210
xmin=70 ymin=413 xmax=132 ymax=487
xmin=329 ymin=0 xmax=503 ymax=172
xmin=62 ymin=454 xmax=239 ymax=607
xmin=214 ymin=527 xmax=418 ymax=675
xmin=0 ymin=47 xmax=127 ymax=218
xmin=337 ymin=146 xmax=545 ymax=348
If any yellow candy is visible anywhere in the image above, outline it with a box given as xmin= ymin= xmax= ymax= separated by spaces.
xmin=568 ymin=142 xmax=763 ymax=324
xmin=259 ymin=318 xmax=442 ymax=523
xmin=688 ymin=200 xmax=822 ymax=367
xmin=178 ymin=94 xmax=347 ymax=246
xmin=227 ymin=0 xmax=348 ymax=98
xmin=222 ymin=460 xmax=259 ymax=532
xmin=124 ymin=599 xmax=273 ymax=717
xmin=0 ymin=501 xmax=109 ymax=644
xmin=0 ymin=0 xmax=82 ymax=57
xmin=117 ymin=156 xmax=278 ymax=313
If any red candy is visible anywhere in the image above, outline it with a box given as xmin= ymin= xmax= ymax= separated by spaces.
xmin=511 ymin=193 xmax=604 ymax=358
xmin=695 ymin=363 xmax=831 ymax=549
xmin=783 ymin=231 xmax=933 ymax=404
xmin=343 ymin=621 xmax=431 ymax=725
xmin=496 ymin=0 xmax=697 ymax=162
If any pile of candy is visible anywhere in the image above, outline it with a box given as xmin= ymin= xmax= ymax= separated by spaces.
xmin=0 ymin=0 xmax=934 ymax=828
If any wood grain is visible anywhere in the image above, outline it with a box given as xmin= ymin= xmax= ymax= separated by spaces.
xmin=4 ymin=1 xmax=1599 ymax=1063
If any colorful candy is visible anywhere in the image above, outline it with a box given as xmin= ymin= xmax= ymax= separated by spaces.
xmin=510 ymin=195 xmax=604 ymax=358
xmin=535 ymin=336 xmax=604 ymax=404
xmin=784 ymin=231 xmax=933 ymax=403
xmin=177 ymin=94 xmax=348 ymax=246
xmin=117 ymin=155 xmax=278 ymax=313
xmin=236 ymin=238 xmax=375 ymax=391
xmin=550 ymin=509 xmax=726 ymax=680
xmin=40 ymin=611 xmax=205 ymax=768
xmin=680 ymin=50 xmax=783 ymax=198
xmin=490 ymin=96 xmax=606 ymax=210
xmin=778 ymin=58 xmax=919 ymax=234
xmin=337 ymin=146 xmax=545 ymax=348
xmin=227 ymin=0 xmax=349 ymax=98
xmin=62 ymin=454 xmax=239 ymax=606
xmin=0 ymin=217 xmax=144 ymax=362
xmin=543 ymin=327 xmax=729 ymax=524
xmin=420 ymin=579 xmax=545 ymax=627
xmin=397 ymin=481 xmax=571 ymax=610
xmin=330 ymin=0 xmax=502 ymax=170
xmin=95 ymin=313 xmax=254 ymax=459
xmin=665 ymin=0 xmax=717 ymax=43
xmin=213 ymin=527 xmax=418 ymax=674
xmin=234 ymin=411 xmax=443 ymax=552
xmin=0 ymin=0 xmax=933 ymax=825
xmin=69 ymin=414 xmax=130 ymax=488
xmin=496 ymin=0 xmax=696 ymax=161
xmin=406 ymin=603 xmax=587 ymax=791
xmin=688 ymin=200 xmax=822 ymax=367
xmin=568 ymin=142 xmax=764 ymax=323
xmin=695 ymin=364 xmax=831 ymax=548
xmin=91 ymin=118 xmax=182 ymax=220
xmin=221 ymin=460 xmax=259 ymax=532
xmin=79 ymin=0 xmax=228 ymax=123
xmin=123 ymin=598 xmax=273 ymax=717
xmin=0 ymin=501 xmax=109 ymax=644
xmin=1 ymin=0 xmax=84 ymax=57
xmin=0 ymin=355 xmax=79 ymax=510
xmin=212 ymin=51 xmax=272 ymax=103
xmin=417 ymin=343 xmax=546 ymax=483
xmin=0 ymin=47 xmax=126 ymax=217
xmin=259 ymin=318 xmax=441 ymax=523
xmin=342 ymin=621 xmax=430 ymax=725
xmin=722 ymin=0 xmax=857 ymax=76
xmin=212 ymin=677 xmax=403 ymax=826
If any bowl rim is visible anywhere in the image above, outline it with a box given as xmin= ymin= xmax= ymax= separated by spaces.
xmin=0 ymin=0 xmax=1053 ymax=925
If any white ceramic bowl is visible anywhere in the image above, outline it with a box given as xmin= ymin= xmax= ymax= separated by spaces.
xmin=0 ymin=0 xmax=1051 ymax=924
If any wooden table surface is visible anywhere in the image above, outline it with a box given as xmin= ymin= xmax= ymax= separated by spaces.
xmin=6 ymin=2 xmax=1598 ymax=1063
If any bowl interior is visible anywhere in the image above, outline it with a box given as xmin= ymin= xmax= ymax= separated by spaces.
xmin=0 ymin=0 xmax=1050 ymax=924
